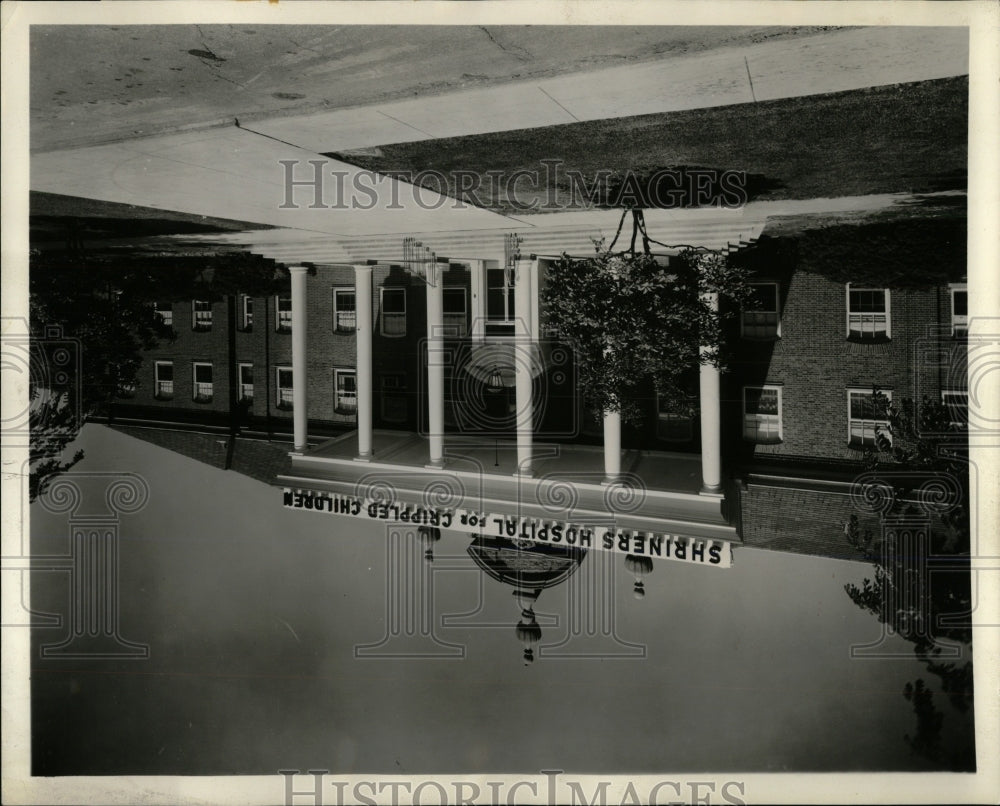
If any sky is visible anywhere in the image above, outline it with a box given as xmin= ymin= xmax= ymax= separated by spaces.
xmin=26 ymin=425 xmax=975 ymax=776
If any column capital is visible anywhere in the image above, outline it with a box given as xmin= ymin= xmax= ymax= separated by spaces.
xmin=353 ymin=264 xmax=374 ymax=275
xmin=288 ymin=264 xmax=310 ymax=275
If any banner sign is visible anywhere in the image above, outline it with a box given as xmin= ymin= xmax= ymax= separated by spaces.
xmin=282 ymin=489 xmax=733 ymax=568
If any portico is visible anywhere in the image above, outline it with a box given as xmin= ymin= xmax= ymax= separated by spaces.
xmin=286 ymin=250 xmax=726 ymax=498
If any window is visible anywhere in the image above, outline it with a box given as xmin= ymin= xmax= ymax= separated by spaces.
xmin=240 ymin=295 xmax=254 ymax=331
xmin=443 ymin=287 xmax=468 ymax=337
xmin=950 ymin=284 xmax=968 ymax=337
xmin=276 ymin=367 xmax=294 ymax=409
xmin=154 ymin=361 xmax=173 ymax=400
xmin=741 ymin=283 xmax=780 ymax=339
xmin=380 ymin=288 xmax=406 ymax=337
xmin=335 ymin=369 xmax=358 ymax=414
xmin=942 ymin=390 xmax=968 ymax=428
xmin=333 ymin=288 xmax=357 ymax=333
xmin=192 ymin=363 xmax=213 ymax=403
xmin=486 ymin=267 xmax=516 ymax=333
xmin=848 ymin=388 xmax=892 ymax=448
xmin=381 ymin=373 xmax=408 ymax=423
xmin=192 ymin=300 xmax=212 ymax=331
xmin=116 ymin=380 xmax=137 ymax=399
xmin=276 ymin=295 xmax=292 ymax=332
xmin=743 ymin=386 xmax=783 ymax=443
xmin=238 ymin=363 xmax=254 ymax=403
xmin=153 ymin=301 xmax=173 ymax=327
xmin=846 ymin=286 xmax=890 ymax=340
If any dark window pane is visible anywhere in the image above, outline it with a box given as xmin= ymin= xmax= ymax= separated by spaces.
xmin=382 ymin=289 xmax=406 ymax=313
xmin=954 ymin=291 xmax=968 ymax=316
xmin=749 ymin=284 xmax=777 ymax=311
xmin=443 ymin=288 xmax=466 ymax=313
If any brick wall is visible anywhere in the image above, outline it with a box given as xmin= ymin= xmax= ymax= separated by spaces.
xmin=126 ymin=255 xmax=966 ymax=463
xmin=132 ymin=262 xmax=475 ymax=432
xmin=724 ymin=268 xmax=965 ymax=463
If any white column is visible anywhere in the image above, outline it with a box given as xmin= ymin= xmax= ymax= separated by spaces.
xmin=602 ymin=346 xmax=621 ymax=483
xmin=603 ymin=410 xmax=622 ymax=482
xmin=425 ymin=263 xmax=445 ymax=467
xmin=355 ymin=265 xmax=373 ymax=461
xmin=469 ymin=258 xmax=486 ymax=344
xmin=289 ymin=266 xmax=309 ymax=452
xmin=514 ymin=259 xmax=535 ymax=476
xmin=699 ymin=291 xmax=722 ymax=494
xmin=529 ymin=258 xmax=541 ymax=341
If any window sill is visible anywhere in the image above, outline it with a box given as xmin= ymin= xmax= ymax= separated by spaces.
xmin=846 ymin=335 xmax=891 ymax=344
xmin=744 ymin=436 xmax=783 ymax=445
xmin=848 ymin=440 xmax=892 ymax=450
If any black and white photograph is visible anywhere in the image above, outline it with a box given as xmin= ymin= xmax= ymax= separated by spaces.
xmin=3 ymin=2 xmax=999 ymax=804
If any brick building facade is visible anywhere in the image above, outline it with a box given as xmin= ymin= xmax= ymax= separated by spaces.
xmin=123 ymin=242 xmax=969 ymax=469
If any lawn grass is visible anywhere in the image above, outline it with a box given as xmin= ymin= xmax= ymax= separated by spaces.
xmin=329 ymin=76 xmax=967 ymax=213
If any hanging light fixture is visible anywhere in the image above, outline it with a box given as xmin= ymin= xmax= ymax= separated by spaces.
xmin=487 ymin=364 xmax=504 ymax=393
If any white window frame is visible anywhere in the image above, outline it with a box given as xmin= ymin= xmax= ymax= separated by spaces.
xmin=275 ymin=295 xmax=293 ymax=333
xmin=845 ymin=284 xmax=891 ymax=340
xmin=380 ymin=287 xmax=407 ymax=338
xmin=380 ymin=373 xmax=408 ymax=423
xmin=240 ymin=295 xmax=254 ymax=331
xmin=741 ymin=283 xmax=781 ymax=339
xmin=276 ymin=366 xmax=294 ymax=410
xmin=485 ymin=266 xmax=516 ymax=332
xmin=742 ymin=385 xmax=783 ymax=443
xmin=237 ymin=362 xmax=254 ymax=403
xmin=192 ymin=300 xmax=213 ymax=331
xmin=192 ymin=362 xmax=214 ymax=403
xmin=847 ymin=387 xmax=893 ymax=448
xmin=443 ymin=287 xmax=468 ymax=337
xmin=949 ymin=283 xmax=968 ymax=337
xmin=334 ymin=368 xmax=358 ymax=415
xmin=941 ymin=389 xmax=968 ymax=428
xmin=154 ymin=361 xmax=174 ymax=400
xmin=333 ymin=287 xmax=357 ymax=333
xmin=153 ymin=301 xmax=173 ymax=328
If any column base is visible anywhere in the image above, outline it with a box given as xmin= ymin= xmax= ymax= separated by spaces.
xmin=600 ymin=475 xmax=622 ymax=486
xmin=699 ymin=484 xmax=724 ymax=498
xmin=513 ymin=468 xmax=534 ymax=479
xmin=353 ymin=452 xmax=372 ymax=463
xmin=424 ymin=459 xmax=446 ymax=470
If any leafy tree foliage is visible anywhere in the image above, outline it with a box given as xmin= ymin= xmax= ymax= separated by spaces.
xmin=844 ymin=388 xmax=973 ymax=769
xmin=28 ymin=248 xmax=284 ymax=500
xmin=541 ymin=230 xmax=752 ymax=425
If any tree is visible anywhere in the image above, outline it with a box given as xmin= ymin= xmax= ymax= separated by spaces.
xmin=843 ymin=388 xmax=974 ymax=769
xmin=540 ymin=208 xmax=753 ymax=425
xmin=28 ymin=246 xmax=285 ymax=500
